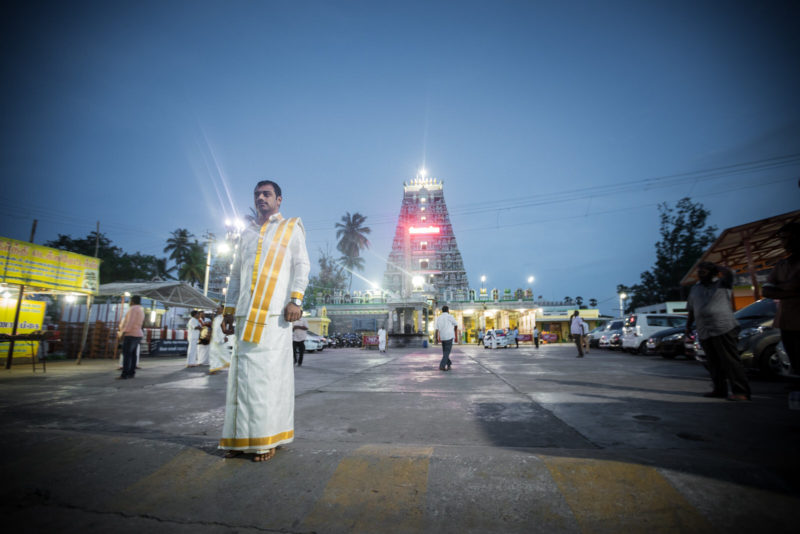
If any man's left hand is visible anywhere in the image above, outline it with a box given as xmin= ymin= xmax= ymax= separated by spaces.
xmin=284 ymin=302 xmax=302 ymax=322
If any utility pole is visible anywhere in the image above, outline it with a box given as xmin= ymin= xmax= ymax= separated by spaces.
xmin=203 ymin=231 xmax=214 ymax=296
xmin=77 ymin=221 xmax=100 ymax=365
xmin=6 ymin=220 xmax=37 ymax=369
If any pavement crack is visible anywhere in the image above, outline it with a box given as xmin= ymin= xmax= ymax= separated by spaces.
xmin=13 ymin=495 xmax=318 ymax=533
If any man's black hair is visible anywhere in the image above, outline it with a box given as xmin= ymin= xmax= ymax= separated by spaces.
xmin=442 ymin=305 xmax=449 ymax=313
xmin=255 ymin=180 xmax=282 ymax=198
xmin=130 ymin=295 xmax=141 ymax=305
xmin=190 ymin=310 xmax=198 ymax=317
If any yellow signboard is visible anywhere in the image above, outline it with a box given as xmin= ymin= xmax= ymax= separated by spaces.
xmin=0 ymin=299 xmax=47 ymax=359
xmin=0 ymin=237 xmax=100 ymax=294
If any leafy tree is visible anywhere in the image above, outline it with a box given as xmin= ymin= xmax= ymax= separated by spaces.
xmin=335 ymin=212 xmax=371 ymax=291
xmin=564 ymin=296 xmax=573 ymax=305
xmin=164 ymin=229 xmax=195 ymax=265
xmin=45 ymin=232 xmax=169 ymax=283
xmin=621 ymin=198 xmax=717 ymax=310
xmin=589 ymin=298 xmax=598 ymax=308
xmin=178 ymin=241 xmax=206 ymax=286
xmin=307 ymin=247 xmax=348 ymax=305
xmin=575 ymin=296 xmax=584 ymax=308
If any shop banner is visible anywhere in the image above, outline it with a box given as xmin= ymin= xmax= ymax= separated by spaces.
xmin=0 ymin=299 xmax=46 ymax=358
xmin=0 ymin=237 xmax=100 ymax=294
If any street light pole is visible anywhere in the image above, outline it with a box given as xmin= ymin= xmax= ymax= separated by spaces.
xmin=203 ymin=232 xmax=214 ymax=296
xmin=619 ymin=292 xmax=627 ymax=318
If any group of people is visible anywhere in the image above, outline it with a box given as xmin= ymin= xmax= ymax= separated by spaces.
xmin=118 ymin=177 xmax=799 ymax=465
xmin=186 ymin=304 xmax=231 ymax=374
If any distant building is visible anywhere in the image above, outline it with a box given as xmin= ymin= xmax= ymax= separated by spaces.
xmin=382 ymin=173 xmax=469 ymax=300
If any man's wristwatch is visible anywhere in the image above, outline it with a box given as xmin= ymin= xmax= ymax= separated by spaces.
xmin=290 ymin=298 xmax=303 ymax=307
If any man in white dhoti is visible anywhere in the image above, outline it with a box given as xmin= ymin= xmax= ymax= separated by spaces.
xmin=186 ymin=310 xmax=201 ymax=367
xmin=378 ymin=325 xmax=387 ymax=353
xmin=208 ymin=304 xmax=230 ymax=375
xmin=220 ymin=180 xmax=310 ymax=462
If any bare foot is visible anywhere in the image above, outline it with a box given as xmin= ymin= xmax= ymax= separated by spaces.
xmin=252 ymin=449 xmax=276 ymax=462
xmin=224 ymin=450 xmax=243 ymax=458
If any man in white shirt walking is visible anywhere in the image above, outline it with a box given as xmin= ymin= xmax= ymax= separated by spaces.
xmin=435 ymin=305 xmax=459 ymax=371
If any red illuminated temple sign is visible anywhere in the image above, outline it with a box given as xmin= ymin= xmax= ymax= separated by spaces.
xmin=408 ymin=226 xmax=440 ymax=235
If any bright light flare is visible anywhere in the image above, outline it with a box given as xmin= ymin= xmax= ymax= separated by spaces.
xmin=412 ymin=276 xmax=424 ymax=288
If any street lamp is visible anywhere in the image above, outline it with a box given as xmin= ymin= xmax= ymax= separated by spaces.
xmin=619 ymin=292 xmax=627 ymax=318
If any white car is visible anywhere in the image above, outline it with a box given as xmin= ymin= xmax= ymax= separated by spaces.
xmin=621 ymin=313 xmax=687 ymax=353
xmin=304 ymin=332 xmax=326 ymax=352
xmin=483 ymin=329 xmax=510 ymax=349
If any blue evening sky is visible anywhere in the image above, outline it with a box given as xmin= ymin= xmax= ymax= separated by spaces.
xmin=2 ymin=0 xmax=798 ymax=315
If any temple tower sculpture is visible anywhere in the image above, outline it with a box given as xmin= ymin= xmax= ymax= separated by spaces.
xmin=382 ymin=172 xmax=469 ymax=301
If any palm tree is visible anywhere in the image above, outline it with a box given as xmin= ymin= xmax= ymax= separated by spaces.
xmin=589 ymin=298 xmax=598 ymax=308
xmin=164 ymin=229 xmax=195 ymax=265
xmin=335 ymin=212 xmax=371 ymax=291
xmin=575 ymin=296 xmax=584 ymax=308
xmin=178 ymin=241 xmax=206 ymax=286
xmin=152 ymin=257 xmax=177 ymax=280
xmin=564 ymin=296 xmax=573 ymax=305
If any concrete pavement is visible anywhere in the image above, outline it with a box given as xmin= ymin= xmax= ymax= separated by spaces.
xmin=1 ymin=343 xmax=799 ymax=533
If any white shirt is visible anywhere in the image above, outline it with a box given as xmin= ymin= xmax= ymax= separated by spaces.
xmin=225 ymin=213 xmax=310 ymax=318
xmin=292 ymin=317 xmax=309 ymax=342
xmin=187 ymin=317 xmax=201 ymax=342
xmin=436 ymin=312 xmax=458 ymax=341
xmin=570 ymin=316 xmax=584 ymax=335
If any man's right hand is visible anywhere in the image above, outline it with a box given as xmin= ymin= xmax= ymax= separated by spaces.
xmin=222 ymin=314 xmax=235 ymax=335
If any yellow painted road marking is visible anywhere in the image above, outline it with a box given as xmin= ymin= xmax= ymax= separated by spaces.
xmin=303 ymin=444 xmax=433 ymax=533
xmin=541 ymin=455 xmax=715 ymax=534
xmin=116 ymin=448 xmax=232 ymax=514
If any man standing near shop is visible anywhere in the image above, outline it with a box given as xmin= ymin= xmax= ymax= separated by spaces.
xmin=117 ymin=295 xmax=144 ymax=380
xmin=570 ymin=311 xmax=585 ymax=357
xmin=532 ymin=326 xmax=539 ymax=348
xmin=763 ymin=222 xmax=800 ymax=377
xmin=686 ymin=261 xmax=751 ymax=401
xmin=219 ymin=180 xmax=310 ymax=462
xmin=292 ymin=314 xmax=309 ymax=366
xmin=435 ymin=305 xmax=459 ymax=371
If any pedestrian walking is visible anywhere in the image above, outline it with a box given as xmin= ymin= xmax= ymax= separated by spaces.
xmin=435 ymin=305 xmax=459 ymax=371
xmin=292 ymin=315 xmax=309 ymax=366
xmin=532 ymin=326 xmax=539 ymax=348
xmin=219 ymin=179 xmax=310 ymax=462
xmin=378 ymin=325 xmax=387 ymax=353
xmin=117 ymin=295 xmax=144 ymax=380
xmin=686 ymin=262 xmax=751 ymax=401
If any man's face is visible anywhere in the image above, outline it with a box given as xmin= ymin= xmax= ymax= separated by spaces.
xmin=254 ymin=184 xmax=281 ymax=220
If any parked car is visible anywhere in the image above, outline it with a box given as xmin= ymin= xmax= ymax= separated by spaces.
xmin=304 ymin=331 xmax=326 ymax=352
xmin=644 ymin=326 xmax=687 ymax=358
xmin=588 ymin=320 xmax=623 ymax=348
xmin=621 ymin=313 xmax=687 ymax=354
xmin=655 ymin=328 xmax=689 ymax=359
xmin=598 ymin=328 xmax=623 ymax=350
xmin=483 ymin=329 xmax=510 ymax=349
